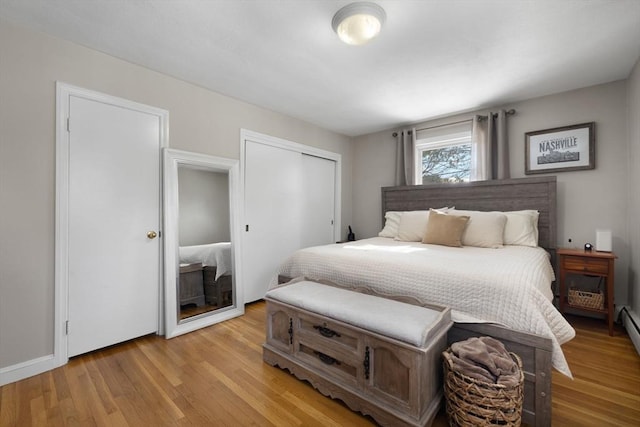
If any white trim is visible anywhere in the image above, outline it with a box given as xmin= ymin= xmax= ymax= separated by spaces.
xmin=622 ymin=307 xmax=640 ymax=356
xmin=239 ymin=129 xmax=342 ymax=244
xmin=0 ymin=354 xmax=57 ymax=386
xmin=163 ymin=149 xmax=244 ymax=338
xmin=49 ymin=82 xmax=169 ymax=381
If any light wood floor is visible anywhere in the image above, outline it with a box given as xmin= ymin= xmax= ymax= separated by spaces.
xmin=1 ymin=302 xmax=639 ymax=427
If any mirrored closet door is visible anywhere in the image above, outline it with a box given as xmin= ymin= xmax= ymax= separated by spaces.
xmin=163 ymin=149 xmax=244 ymax=338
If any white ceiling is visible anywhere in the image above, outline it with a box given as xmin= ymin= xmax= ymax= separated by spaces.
xmin=1 ymin=0 xmax=639 ymax=136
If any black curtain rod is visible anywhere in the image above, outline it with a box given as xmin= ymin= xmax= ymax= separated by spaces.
xmin=392 ymin=109 xmax=516 ymax=137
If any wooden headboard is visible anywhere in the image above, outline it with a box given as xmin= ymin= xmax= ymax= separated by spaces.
xmin=381 ymin=176 xmax=557 ymax=250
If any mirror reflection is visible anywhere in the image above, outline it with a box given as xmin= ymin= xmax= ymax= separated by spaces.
xmin=177 ymin=166 xmax=234 ymax=320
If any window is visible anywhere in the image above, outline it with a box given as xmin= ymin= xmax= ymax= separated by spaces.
xmin=415 ymin=130 xmax=473 ymax=184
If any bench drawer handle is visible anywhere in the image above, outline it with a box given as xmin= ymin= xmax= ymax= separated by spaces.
xmin=314 ymin=324 xmax=341 ymax=338
xmin=288 ymin=318 xmax=293 ymax=344
xmin=314 ymin=351 xmax=340 ymax=365
xmin=364 ymin=346 xmax=370 ymax=379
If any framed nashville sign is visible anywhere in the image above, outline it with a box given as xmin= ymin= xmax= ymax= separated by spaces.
xmin=525 ymin=122 xmax=595 ymax=174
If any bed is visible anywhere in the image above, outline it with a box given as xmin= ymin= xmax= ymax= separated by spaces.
xmin=179 ymin=242 xmax=233 ymax=306
xmin=272 ymin=176 xmax=572 ymax=427
xmin=179 ymin=242 xmax=232 ymax=279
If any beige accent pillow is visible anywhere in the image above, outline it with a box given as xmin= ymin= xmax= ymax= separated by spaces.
xmin=422 ymin=210 xmax=469 ymax=247
xmin=395 ymin=211 xmax=430 ymax=242
xmin=448 ymin=209 xmax=507 ymax=249
xmin=378 ymin=211 xmax=402 ymax=238
xmin=503 ymin=210 xmax=540 ymax=247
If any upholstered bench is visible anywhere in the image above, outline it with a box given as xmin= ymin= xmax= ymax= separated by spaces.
xmin=263 ymin=279 xmax=452 ymax=427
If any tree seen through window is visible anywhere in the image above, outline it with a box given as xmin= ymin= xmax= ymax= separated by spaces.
xmin=420 ymin=144 xmax=471 ymax=184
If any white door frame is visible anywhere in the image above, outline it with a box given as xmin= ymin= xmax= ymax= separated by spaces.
xmin=54 ymin=82 xmax=168 ymax=367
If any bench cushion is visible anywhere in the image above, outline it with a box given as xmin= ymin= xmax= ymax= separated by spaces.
xmin=266 ymin=280 xmax=445 ymax=347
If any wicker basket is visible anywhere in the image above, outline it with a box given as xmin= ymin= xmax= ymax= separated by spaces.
xmin=442 ymin=348 xmax=524 ymax=427
xmin=568 ymin=288 xmax=604 ymax=310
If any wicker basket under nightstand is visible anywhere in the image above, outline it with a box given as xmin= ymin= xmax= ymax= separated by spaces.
xmin=568 ymin=288 xmax=604 ymax=310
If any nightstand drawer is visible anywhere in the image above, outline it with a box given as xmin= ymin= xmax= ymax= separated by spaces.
xmin=563 ymin=256 xmax=609 ymax=274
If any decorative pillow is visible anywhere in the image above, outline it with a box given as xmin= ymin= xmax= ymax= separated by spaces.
xmin=378 ymin=211 xmax=402 ymax=238
xmin=422 ymin=210 xmax=470 ymax=247
xmin=395 ymin=211 xmax=431 ymax=242
xmin=503 ymin=210 xmax=540 ymax=247
xmin=448 ymin=209 xmax=507 ymax=249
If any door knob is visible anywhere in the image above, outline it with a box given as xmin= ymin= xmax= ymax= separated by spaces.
xmin=147 ymin=231 xmax=158 ymax=239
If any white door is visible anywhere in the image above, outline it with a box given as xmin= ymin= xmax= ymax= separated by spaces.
xmin=243 ymin=140 xmax=302 ymax=303
xmin=300 ymin=154 xmax=336 ymax=248
xmin=67 ymin=94 xmax=161 ymax=357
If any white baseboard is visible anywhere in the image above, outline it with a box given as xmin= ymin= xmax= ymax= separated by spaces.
xmin=622 ymin=307 xmax=640 ymax=357
xmin=0 ymin=354 xmax=58 ymax=386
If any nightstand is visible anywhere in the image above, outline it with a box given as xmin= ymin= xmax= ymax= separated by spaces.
xmin=557 ymin=248 xmax=616 ymax=335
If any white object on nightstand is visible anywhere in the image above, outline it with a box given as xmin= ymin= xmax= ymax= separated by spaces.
xmin=596 ymin=229 xmax=612 ymax=252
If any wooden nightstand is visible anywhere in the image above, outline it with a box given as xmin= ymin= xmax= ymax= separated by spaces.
xmin=557 ymin=248 xmax=616 ymax=335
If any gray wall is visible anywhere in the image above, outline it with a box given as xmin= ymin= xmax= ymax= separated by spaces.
xmin=0 ymin=19 xmax=353 ymax=369
xmin=628 ymin=58 xmax=640 ymax=321
xmin=352 ymin=80 xmax=632 ymax=307
xmin=178 ymin=168 xmax=230 ymax=246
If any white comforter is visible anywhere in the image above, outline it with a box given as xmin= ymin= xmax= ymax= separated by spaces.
xmin=271 ymin=237 xmax=575 ymax=377
xmin=179 ymin=242 xmax=232 ymax=279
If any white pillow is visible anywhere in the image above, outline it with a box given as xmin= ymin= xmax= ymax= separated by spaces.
xmin=503 ymin=210 xmax=540 ymax=247
xmin=448 ymin=209 xmax=507 ymax=249
xmin=391 ymin=208 xmax=451 ymax=242
xmin=378 ymin=211 xmax=402 ymax=238
xmin=395 ymin=211 xmax=431 ymax=242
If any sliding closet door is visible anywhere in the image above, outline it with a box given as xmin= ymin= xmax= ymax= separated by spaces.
xmin=300 ymin=154 xmax=336 ymax=248
xmin=242 ymin=132 xmax=340 ymax=303
xmin=243 ymin=140 xmax=303 ymax=303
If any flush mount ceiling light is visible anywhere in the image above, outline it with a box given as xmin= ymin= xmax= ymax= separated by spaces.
xmin=332 ymin=2 xmax=386 ymax=46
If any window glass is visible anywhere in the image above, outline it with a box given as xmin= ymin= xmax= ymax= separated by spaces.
xmin=415 ymin=130 xmax=472 ymax=184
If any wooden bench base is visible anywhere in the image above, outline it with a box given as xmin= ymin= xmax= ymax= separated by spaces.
xmin=263 ymin=281 xmax=452 ymax=427
xmin=263 ymin=346 xmax=442 ymax=427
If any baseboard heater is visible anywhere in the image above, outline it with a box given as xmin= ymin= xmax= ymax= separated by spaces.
xmin=621 ymin=307 xmax=640 ymax=356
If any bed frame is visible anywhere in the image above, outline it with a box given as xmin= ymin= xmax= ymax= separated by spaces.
xmin=381 ymin=176 xmax=557 ymax=427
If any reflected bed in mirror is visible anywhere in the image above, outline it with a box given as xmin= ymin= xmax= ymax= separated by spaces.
xmin=163 ymin=148 xmax=243 ymax=338
xmin=178 ymin=242 xmax=233 ymax=319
